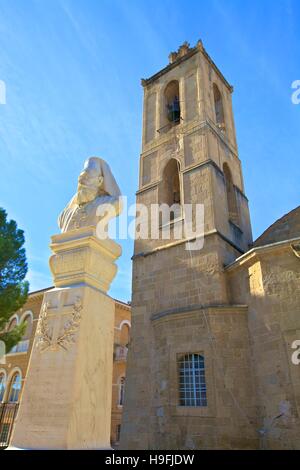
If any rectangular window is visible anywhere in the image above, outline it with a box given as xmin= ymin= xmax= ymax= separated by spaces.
xmin=116 ymin=424 xmax=121 ymax=443
xmin=178 ymin=353 xmax=207 ymax=407
xmin=0 ymin=423 xmax=10 ymax=446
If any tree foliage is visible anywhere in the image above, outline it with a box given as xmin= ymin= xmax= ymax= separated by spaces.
xmin=0 ymin=208 xmax=29 ymax=353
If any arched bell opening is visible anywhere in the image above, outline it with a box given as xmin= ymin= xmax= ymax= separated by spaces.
xmin=159 ymin=158 xmax=182 ymax=223
xmin=164 ymin=80 xmax=181 ymax=125
xmin=223 ymin=163 xmax=239 ymax=225
xmin=213 ymin=83 xmax=225 ymax=132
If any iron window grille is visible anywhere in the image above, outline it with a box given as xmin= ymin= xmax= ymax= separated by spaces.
xmin=178 ymin=353 xmax=207 ymax=407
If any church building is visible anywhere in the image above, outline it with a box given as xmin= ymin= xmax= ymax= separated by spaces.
xmin=120 ymin=40 xmax=300 ymax=450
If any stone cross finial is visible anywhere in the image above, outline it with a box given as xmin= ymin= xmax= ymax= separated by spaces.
xmin=168 ymin=41 xmax=192 ymax=64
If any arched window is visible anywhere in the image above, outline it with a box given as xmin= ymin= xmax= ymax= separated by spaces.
xmin=7 ymin=317 xmax=18 ymax=353
xmin=119 ymin=377 xmax=125 ymax=406
xmin=213 ymin=84 xmax=225 ymax=131
xmin=178 ymin=353 xmax=207 ymax=407
xmin=223 ymin=163 xmax=239 ymax=225
xmin=120 ymin=323 xmax=130 ymax=347
xmin=164 ymin=80 xmax=180 ymax=125
xmin=0 ymin=372 xmax=6 ymax=402
xmin=8 ymin=372 xmax=21 ymax=403
xmin=17 ymin=313 xmax=33 ymax=353
xmin=22 ymin=313 xmax=33 ymax=340
xmin=160 ymin=159 xmax=181 ymax=222
xmin=7 ymin=317 xmax=17 ymax=332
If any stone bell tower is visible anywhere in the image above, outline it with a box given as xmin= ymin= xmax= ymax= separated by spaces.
xmin=121 ymin=41 xmax=258 ymax=449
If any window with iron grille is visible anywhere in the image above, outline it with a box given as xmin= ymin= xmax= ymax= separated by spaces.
xmin=8 ymin=373 xmax=21 ymax=403
xmin=178 ymin=353 xmax=207 ymax=407
xmin=0 ymin=423 xmax=10 ymax=445
xmin=119 ymin=377 xmax=125 ymax=406
xmin=0 ymin=373 xmax=5 ymax=402
xmin=116 ymin=424 xmax=121 ymax=443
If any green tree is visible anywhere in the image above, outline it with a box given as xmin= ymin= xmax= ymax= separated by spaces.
xmin=0 ymin=208 xmax=29 ymax=353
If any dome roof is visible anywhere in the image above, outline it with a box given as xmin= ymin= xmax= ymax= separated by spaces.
xmin=254 ymin=206 xmax=300 ymax=247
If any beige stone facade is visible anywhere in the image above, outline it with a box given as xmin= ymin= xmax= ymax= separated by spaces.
xmin=0 ymin=288 xmax=130 ymax=447
xmin=226 ymin=209 xmax=300 ymax=449
xmin=120 ymin=41 xmax=300 ymax=449
xmin=1 ymin=39 xmax=299 ymax=450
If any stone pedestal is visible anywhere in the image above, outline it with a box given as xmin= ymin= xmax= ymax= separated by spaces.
xmin=10 ymin=227 xmax=121 ymax=449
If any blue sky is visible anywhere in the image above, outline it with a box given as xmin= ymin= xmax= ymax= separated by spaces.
xmin=0 ymin=0 xmax=299 ymax=302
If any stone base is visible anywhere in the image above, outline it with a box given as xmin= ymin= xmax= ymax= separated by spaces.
xmin=49 ymin=226 xmax=122 ymax=293
xmin=10 ymin=285 xmax=114 ymax=449
xmin=10 ymin=229 xmax=121 ymax=450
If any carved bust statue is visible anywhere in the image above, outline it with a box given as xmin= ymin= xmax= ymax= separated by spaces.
xmin=58 ymin=157 xmax=122 ymax=233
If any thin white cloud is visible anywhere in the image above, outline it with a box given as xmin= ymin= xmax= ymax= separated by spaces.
xmin=26 ymin=268 xmax=52 ymax=292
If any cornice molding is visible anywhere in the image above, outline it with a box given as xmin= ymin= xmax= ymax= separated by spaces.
xmin=142 ymin=40 xmax=233 ymax=93
xmin=225 ymin=236 xmax=300 ymax=272
xmin=151 ymin=303 xmax=248 ymax=324
xmin=141 ymin=118 xmax=239 ymax=161
xmin=132 ymin=228 xmax=244 ymax=260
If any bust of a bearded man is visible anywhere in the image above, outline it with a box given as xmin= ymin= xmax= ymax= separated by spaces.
xmin=58 ymin=157 xmax=122 ymax=233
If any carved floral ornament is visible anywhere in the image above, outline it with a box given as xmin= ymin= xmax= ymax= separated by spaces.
xmin=36 ymin=297 xmax=82 ymax=353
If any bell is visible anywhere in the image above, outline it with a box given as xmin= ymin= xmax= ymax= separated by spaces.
xmin=167 ymin=97 xmax=180 ymax=123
